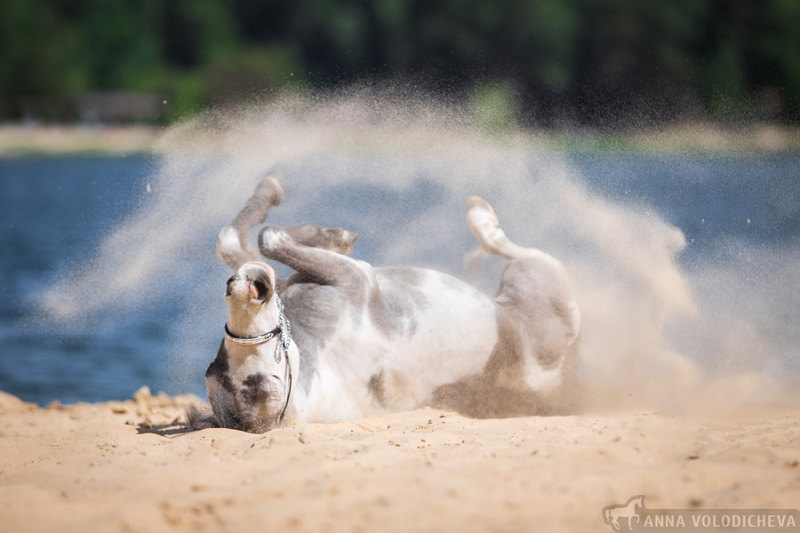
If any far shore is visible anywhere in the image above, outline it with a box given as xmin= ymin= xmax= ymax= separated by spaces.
xmin=1 ymin=121 xmax=798 ymax=156
xmin=0 ymin=124 xmax=160 ymax=156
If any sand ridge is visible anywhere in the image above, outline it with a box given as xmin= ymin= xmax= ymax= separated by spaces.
xmin=1 ymin=387 xmax=799 ymax=532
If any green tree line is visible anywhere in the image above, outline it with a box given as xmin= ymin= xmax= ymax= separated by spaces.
xmin=1 ymin=0 xmax=798 ymax=126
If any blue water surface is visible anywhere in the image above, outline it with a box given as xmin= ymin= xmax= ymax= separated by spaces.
xmin=0 ymin=155 xmax=176 ymax=404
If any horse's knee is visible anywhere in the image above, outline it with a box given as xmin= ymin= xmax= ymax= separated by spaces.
xmin=217 ymin=225 xmax=251 ymax=269
xmin=285 ymin=224 xmax=358 ymax=255
xmin=258 ymin=226 xmax=290 ymax=257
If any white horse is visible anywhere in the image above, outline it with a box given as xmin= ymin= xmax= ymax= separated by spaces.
xmin=189 ymin=174 xmax=580 ymax=432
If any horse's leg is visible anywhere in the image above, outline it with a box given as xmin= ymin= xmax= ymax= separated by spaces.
xmin=466 ymin=196 xmax=581 ymax=408
xmin=466 ymin=196 xmax=580 ymax=336
xmin=466 ymin=196 xmax=565 ymax=273
xmin=284 ymin=223 xmax=358 ymax=256
xmin=258 ymin=225 xmax=370 ymax=288
xmin=217 ymin=173 xmax=285 ymax=270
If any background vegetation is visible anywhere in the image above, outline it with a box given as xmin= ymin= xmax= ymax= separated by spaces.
xmin=2 ymin=0 xmax=799 ymax=127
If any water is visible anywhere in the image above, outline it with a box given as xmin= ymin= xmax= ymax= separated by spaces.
xmin=1 ymin=99 xmax=798 ymax=407
xmin=0 ymin=155 xmax=173 ymax=403
xmin=568 ymin=152 xmax=800 ymax=259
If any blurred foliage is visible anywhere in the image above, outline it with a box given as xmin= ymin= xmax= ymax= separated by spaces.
xmin=0 ymin=0 xmax=798 ymax=126
xmin=469 ymin=81 xmax=520 ymax=132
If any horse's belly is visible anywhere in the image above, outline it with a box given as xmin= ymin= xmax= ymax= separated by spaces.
xmin=384 ymin=271 xmax=498 ymax=376
xmin=365 ymin=268 xmax=499 ymax=406
xmin=289 ymin=268 xmax=499 ymax=420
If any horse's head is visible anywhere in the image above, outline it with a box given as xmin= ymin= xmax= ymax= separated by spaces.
xmin=204 ymin=262 xmax=294 ymax=433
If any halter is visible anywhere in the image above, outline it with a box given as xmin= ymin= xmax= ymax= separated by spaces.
xmin=223 ymin=294 xmax=294 ymax=423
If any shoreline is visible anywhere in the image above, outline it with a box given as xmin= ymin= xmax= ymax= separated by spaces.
xmin=1 ymin=122 xmax=798 ymax=156
xmin=1 ymin=388 xmax=799 ymax=532
xmin=0 ymin=124 xmax=161 ymax=156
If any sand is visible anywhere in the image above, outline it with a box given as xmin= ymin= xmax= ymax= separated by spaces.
xmin=1 ymin=387 xmax=799 ymax=533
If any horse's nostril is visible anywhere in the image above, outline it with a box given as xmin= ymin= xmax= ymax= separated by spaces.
xmin=250 ymin=279 xmax=271 ymax=301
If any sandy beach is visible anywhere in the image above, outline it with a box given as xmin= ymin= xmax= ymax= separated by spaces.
xmin=1 ymin=387 xmax=798 ymax=533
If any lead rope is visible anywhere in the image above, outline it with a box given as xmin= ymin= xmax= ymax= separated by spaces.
xmin=274 ymin=295 xmax=293 ymax=423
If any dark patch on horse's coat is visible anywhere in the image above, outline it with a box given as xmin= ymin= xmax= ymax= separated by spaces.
xmin=241 ymin=373 xmax=272 ymax=407
xmin=204 ymin=341 xmax=246 ymax=430
xmin=367 ymin=370 xmax=386 ymax=406
xmin=206 ymin=340 xmax=235 ymax=394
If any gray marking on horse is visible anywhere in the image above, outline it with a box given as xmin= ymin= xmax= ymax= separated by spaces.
xmin=281 ymin=282 xmax=349 ymax=394
xmin=241 ymin=373 xmax=274 ymax=407
xmin=205 ymin=341 xmax=235 ymax=394
xmin=367 ymin=370 xmax=386 ymax=407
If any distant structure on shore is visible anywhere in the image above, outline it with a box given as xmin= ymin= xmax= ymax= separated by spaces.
xmin=77 ymin=92 xmax=164 ymax=123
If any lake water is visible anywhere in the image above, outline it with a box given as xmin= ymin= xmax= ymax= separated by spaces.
xmin=1 ymin=123 xmax=799 ymax=406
